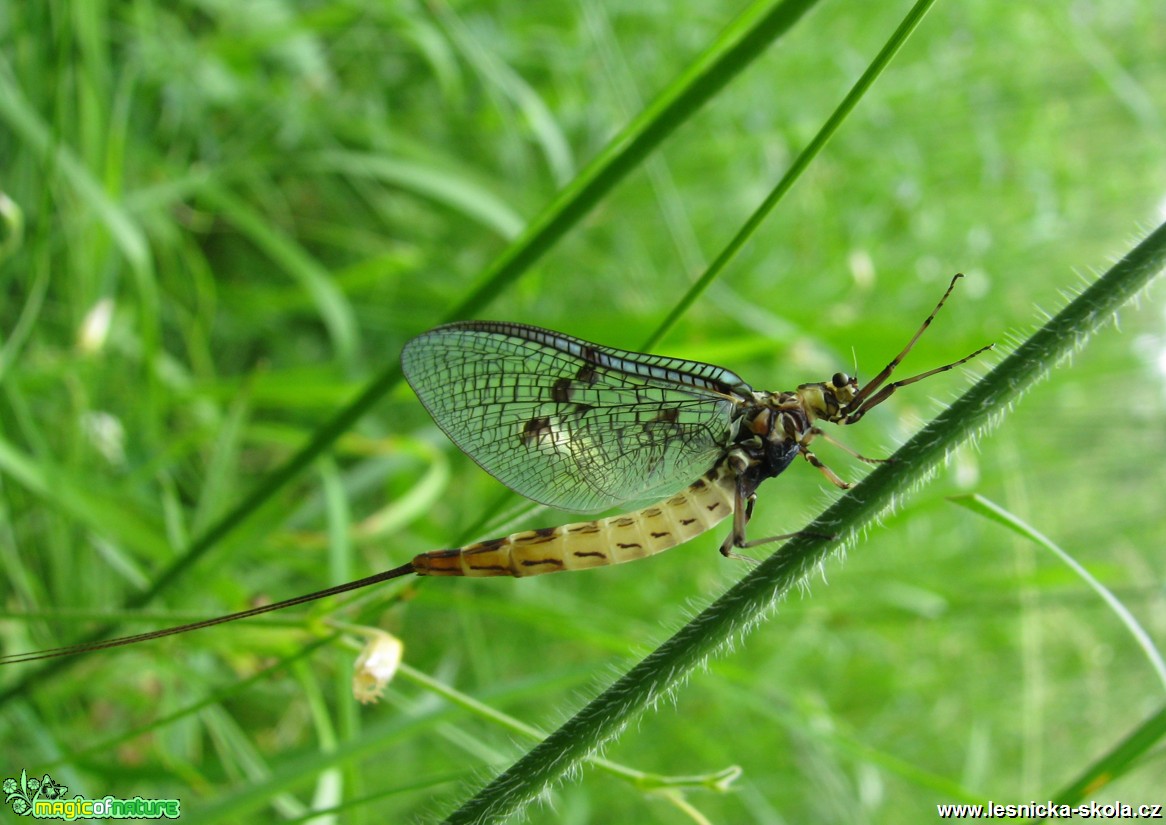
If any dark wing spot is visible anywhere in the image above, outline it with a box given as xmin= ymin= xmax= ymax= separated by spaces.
xmin=552 ymin=377 xmax=572 ymax=403
xmin=652 ymin=407 xmax=680 ymax=424
xmin=521 ymin=416 xmax=553 ymax=448
xmin=576 ymin=363 xmax=598 ymax=385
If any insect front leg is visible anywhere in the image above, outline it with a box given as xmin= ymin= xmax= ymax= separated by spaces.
xmin=800 ymin=445 xmax=851 ymax=489
xmin=808 ymin=427 xmax=891 ymax=465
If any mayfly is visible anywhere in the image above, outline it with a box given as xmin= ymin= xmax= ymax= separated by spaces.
xmin=0 ymin=275 xmax=991 ymax=664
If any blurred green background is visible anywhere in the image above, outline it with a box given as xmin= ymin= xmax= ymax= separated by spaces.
xmin=2 ymin=0 xmax=1164 ymax=822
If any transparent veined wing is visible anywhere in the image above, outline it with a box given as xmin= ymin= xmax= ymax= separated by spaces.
xmin=401 ymin=322 xmax=753 ymax=513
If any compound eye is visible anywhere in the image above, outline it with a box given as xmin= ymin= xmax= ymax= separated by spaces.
xmin=832 ymin=372 xmax=850 ymax=388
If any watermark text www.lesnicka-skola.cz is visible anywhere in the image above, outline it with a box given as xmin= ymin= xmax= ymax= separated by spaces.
xmin=4 ymin=770 xmax=181 ymax=820
xmin=937 ymin=800 xmax=1163 ymax=819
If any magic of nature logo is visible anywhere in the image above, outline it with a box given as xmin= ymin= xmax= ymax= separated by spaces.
xmin=3 ymin=770 xmax=181 ymax=819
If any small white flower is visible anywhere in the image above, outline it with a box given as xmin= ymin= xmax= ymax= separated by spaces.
xmin=352 ymin=631 xmax=404 ymax=704
xmin=78 ymin=298 xmax=115 ymax=354
xmin=80 ymin=411 xmax=126 ymax=465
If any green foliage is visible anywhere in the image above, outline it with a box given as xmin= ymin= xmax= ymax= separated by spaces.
xmin=2 ymin=0 xmax=1165 ymax=823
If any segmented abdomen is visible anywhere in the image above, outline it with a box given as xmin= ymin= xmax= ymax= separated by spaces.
xmin=412 ymin=463 xmax=736 ymax=577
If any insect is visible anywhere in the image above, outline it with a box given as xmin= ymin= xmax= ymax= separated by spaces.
xmin=0 ymin=274 xmax=990 ymax=663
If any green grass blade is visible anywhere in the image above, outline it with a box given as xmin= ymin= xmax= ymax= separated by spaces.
xmin=0 ymin=436 xmax=169 ymax=560
xmin=441 ymin=222 xmax=1166 ymax=824
xmin=432 ymin=3 xmax=575 ymax=187
xmin=0 ymin=51 xmax=160 ymax=367
xmin=643 ymin=0 xmax=940 ymax=350
xmin=950 ymin=493 xmax=1166 ymax=805
xmin=950 ymin=493 xmax=1166 ymax=691
xmin=306 ymin=150 xmax=526 ymax=240
xmin=443 ymin=0 xmax=820 ymax=323
xmin=197 ymin=184 xmax=360 ymax=366
xmin=1045 ymin=703 xmax=1166 ymax=809
xmin=0 ymin=56 xmax=149 ymax=275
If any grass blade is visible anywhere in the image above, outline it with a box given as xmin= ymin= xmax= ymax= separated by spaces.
xmin=443 ymin=0 xmax=820 ymax=323
xmin=1045 ymin=703 xmax=1166 ymax=809
xmin=951 ymin=493 xmax=1166 ymax=691
xmin=644 ymin=0 xmax=940 ymax=350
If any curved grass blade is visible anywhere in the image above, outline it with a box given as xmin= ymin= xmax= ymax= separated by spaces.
xmin=950 ymin=494 xmax=1166 ymax=806
xmin=950 ymin=493 xmax=1166 ymax=691
xmin=198 ymin=184 xmax=360 ymax=366
xmin=306 ymin=150 xmax=527 ymax=241
xmin=442 ymin=221 xmax=1166 ymax=824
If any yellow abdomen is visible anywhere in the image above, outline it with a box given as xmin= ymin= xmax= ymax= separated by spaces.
xmin=412 ymin=464 xmax=736 ymax=577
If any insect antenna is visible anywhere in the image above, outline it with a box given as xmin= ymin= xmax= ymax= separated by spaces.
xmin=0 ymin=562 xmax=416 ymax=665
xmin=844 ymin=274 xmax=994 ymax=424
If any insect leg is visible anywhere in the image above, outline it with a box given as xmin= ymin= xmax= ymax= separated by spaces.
xmin=719 ymin=477 xmax=831 ymax=559
xmin=800 ymin=446 xmax=851 ymax=489
xmin=808 ymin=427 xmax=890 ymax=464
xmin=735 ymin=529 xmax=830 ymax=550
xmin=719 ymin=480 xmax=759 ymax=561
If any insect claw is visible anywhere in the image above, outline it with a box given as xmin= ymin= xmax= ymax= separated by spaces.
xmin=723 ymin=550 xmax=761 ymax=565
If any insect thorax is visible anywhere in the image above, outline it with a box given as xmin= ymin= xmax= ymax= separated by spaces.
xmin=722 ymin=391 xmax=812 ymax=497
